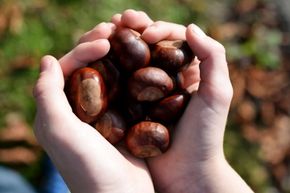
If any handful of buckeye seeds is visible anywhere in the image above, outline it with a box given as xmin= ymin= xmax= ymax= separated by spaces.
xmin=65 ymin=27 xmax=195 ymax=158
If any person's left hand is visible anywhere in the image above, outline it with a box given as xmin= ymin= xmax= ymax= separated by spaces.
xmin=33 ymin=10 xmax=155 ymax=193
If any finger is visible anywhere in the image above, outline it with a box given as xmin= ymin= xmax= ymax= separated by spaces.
xmin=33 ymin=56 xmax=112 ymax=154
xmin=111 ymin=13 xmax=122 ymax=26
xmin=119 ymin=9 xmax=154 ymax=32
xmin=59 ymin=39 xmax=110 ymax=77
xmin=177 ymin=62 xmax=201 ymax=93
xmin=33 ymin=56 xmax=119 ymax=154
xmin=142 ymin=21 xmax=186 ymax=44
xmin=78 ymin=22 xmax=116 ymax=43
xmin=33 ymin=56 xmax=75 ymax=123
xmin=33 ymin=58 xmax=130 ymax=191
xmin=186 ymin=24 xmax=233 ymax=105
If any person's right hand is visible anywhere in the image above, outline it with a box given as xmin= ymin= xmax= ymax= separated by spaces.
xmin=144 ymin=23 xmax=236 ymax=192
xmin=112 ymin=9 xmax=254 ymax=193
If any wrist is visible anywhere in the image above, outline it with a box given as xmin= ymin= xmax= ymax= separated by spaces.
xmin=149 ymin=149 xmax=227 ymax=193
xmin=158 ymin=155 xmax=253 ymax=193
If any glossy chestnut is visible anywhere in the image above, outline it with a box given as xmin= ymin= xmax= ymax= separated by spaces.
xmin=64 ymin=26 xmax=196 ymax=158
xmin=66 ymin=67 xmax=108 ymax=123
xmin=93 ymin=109 xmax=126 ymax=144
xmin=126 ymin=121 xmax=170 ymax=158
xmin=149 ymin=93 xmax=190 ymax=123
xmin=109 ymin=27 xmax=150 ymax=72
xmin=128 ymin=67 xmax=174 ymax=102
xmin=151 ymin=40 xmax=194 ymax=73
xmin=88 ymin=58 xmax=121 ymax=101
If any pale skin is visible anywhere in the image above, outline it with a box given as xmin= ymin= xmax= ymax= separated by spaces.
xmin=33 ymin=9 xmax=254 ymax=193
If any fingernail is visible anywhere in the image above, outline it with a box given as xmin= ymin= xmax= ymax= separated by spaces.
xmin=191 ymin=24 xmax=206 ymax=37
xmin=109 ymin=23 xmax=117 ymax=31
xmin=40 ymin=56 xmax=54 ymax=72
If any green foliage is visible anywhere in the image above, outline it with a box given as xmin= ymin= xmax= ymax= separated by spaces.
xmin=0 ymin=0 xmax=285 ymax=192
xmin=226 ymin=28 xmax=282 ymax=69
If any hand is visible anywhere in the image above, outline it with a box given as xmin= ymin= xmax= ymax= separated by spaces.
xmin=33 ymin=9 xmax=254 ymax=193
xmin=142 ymin=22 xmax=234 ymax=192
xmin=112 ymin=10 xmax=254 ymax=193
xmin=33 ymin=10 xmax=155 ymax=193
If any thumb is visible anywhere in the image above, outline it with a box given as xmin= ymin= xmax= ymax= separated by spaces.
xmin=33 ymin=55 xmax=73 ymax=121
xmin=186 ymin=24 xmax=233 ymax=107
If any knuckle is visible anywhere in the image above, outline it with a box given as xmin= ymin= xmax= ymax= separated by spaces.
xmin=227 ymin=83 xmax=234 ymax=101
xmin=79 ymin=22 xmax=109 ymax=43
xmin=154 ymin=20 xmax=165 ymax=26
xmin=33 ymin=82 xmax=45 ymax=100
xmin=138 ymin=10 xmax=149 ymax=19
xmin=214 ymin=41 xmax=226 ymax=54
xmin=138 ymin=10 xmax=146 ymax=15
xmin=222 ymin=79 xmax=234 ymax=103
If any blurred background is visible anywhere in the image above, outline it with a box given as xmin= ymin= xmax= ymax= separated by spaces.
xmin=0 ymin=0 xmax=289 ymax=192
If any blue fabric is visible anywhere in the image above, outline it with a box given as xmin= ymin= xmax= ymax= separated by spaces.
xmin=0 ymin=156 xmax=69 ymax=193
xmin=0 ymin=166 xmax=37 ymax=193
xmin=40 ymin=155 xmax=69 ymax=193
